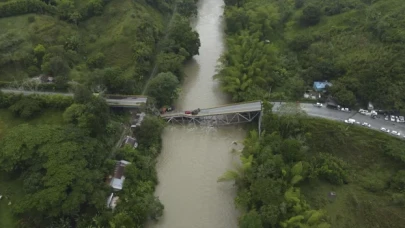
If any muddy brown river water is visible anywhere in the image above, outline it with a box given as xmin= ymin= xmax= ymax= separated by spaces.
xmin=146 ymin=0 xmax=246 ymax=227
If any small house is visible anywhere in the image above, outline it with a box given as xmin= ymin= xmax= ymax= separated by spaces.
xmin=110 ymin=160 xmax=131 ymax=191
xmin=122 ymin=136 xmax=138 ymax=148
xmin=313 ymin=81 xmax=332 ymax=92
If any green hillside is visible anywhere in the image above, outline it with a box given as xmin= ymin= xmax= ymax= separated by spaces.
xmin=218 ymin=1 xmax=405 ymax=227
xmin=218 ymin=0 xmax=405 ymax=111
xmin=0 ymin=0 xmax=200 ymax=96
xmin=220 ymin=104 xmax=405 ymax=228
xmin=0 ymin=0 xmax=165 ymax=92
xmin=0 ymin=0 xmax=200 ymax=227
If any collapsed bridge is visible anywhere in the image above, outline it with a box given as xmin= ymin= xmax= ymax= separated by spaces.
xmin=160 ymin=101 xmax=263 ymax=127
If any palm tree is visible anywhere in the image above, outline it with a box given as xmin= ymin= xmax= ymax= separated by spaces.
xmin=217 ymin=154 xmax=253 ymax=187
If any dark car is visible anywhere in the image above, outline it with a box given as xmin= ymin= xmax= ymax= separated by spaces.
xmin=191 ymin=108 xmax=201 ymax=115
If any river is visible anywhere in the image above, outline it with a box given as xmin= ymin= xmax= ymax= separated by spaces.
xmin=147 ymin=0 xmax=245 ymax=227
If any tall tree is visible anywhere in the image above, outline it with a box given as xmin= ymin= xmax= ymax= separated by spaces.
xmin=146 ymin=72 xmax=180 ymax=107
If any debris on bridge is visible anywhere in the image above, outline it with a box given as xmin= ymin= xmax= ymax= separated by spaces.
xmin=161 ymin=101 xmax=262 ymax=126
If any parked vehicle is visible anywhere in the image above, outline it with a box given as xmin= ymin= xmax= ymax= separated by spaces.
xmin=380 ymin=127 xmax=390 ymax=133
xmin=345 ymin=118 xmax=356 ymax=124
xmin=391 ymin=115 xmax=396 ymax=122
xmin=391 ymin=131 xmax=401 ymax=136
xmin=385 ymin=116 xmax=389 ymax=121
xmin=362 ymin=122 xmax=371 ymax=127
xmin=314 ymin=102 xmax=323 ymax=107
xmin=185 ymin=111 xmax=192 ymax=115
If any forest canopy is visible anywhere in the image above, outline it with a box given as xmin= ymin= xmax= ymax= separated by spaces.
xmin=0 ymin=0 xmax=200 ymax=227
xmin=218 ymin=0 xmax=405 ymax=111
xmin=220 ymin=103 xmax=405 ymax=228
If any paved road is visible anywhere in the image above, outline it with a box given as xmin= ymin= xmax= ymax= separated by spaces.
xmin=1 ymin=89 xmax=147 ymax=108
xmin=297 ymin=103 xmax=405 ymax=138
xmin=106 ymin=97 xmax=148 ymax=107
xmin=2 ymin=89 xmax=404 ymax=137
xmin=162 ymin=101 xmax=405 ymax=138
xmin=1 ymin=89 xmax=72 ymax=97
xmin=161 ymin=101 xmax=262 ymax=117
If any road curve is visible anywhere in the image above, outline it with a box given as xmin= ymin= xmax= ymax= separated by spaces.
xmin=295 ymin=103 xmax=405 ymax=138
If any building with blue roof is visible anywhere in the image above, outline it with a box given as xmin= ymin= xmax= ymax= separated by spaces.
xmin=313 ymin=81 xmax=332 ymax=92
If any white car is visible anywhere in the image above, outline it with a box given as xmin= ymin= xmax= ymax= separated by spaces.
xmin=391 ymin=131 xmax=401 ymax=136
xmin=381 ymin=127 xmax=389 ymax=133
xmin=315 ymin=103 xmax=323 ymax=107
xmin=362 ymin=122 xmax=371 ymax=127
xmin=391 ymin=116 xmax=396 ymax=122
xmin=345 ymin=119 xmax=354 ymax=124
xmin=355 ymin=121 xmax=361 ymax=125
xmin=385 ymin=116 xmax=389 ymax=121
xmin=359 ymin=109 xmax=365 ymax=113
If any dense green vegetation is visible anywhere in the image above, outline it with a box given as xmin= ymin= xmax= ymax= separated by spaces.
xmin=0 ymin=91 xmax=168 ymax=227
xmin=0 ymin=0 xmax=201 ymax=227
xmin=0 ymin=0 xmax=199 ymax=98
xmin=218 ymin=1 xmax=405 ymax=226
xmin=218 ymin=0 xmax=405 ymax=111
xmin=220 ymin=103 xmax=405 ymax=228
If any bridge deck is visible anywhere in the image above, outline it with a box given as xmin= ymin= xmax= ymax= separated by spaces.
xmin=161 ymin=101 xmax=262 ymax=118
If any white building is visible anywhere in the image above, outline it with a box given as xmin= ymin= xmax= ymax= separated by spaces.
xmin=109 ymin=160 xmax=131 ymax=191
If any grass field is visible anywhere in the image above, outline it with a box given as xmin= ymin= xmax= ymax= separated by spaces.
xmin=79 ymin=0 xmax=163 ymax=70
xmin=301 ymin=118 xmax=405 ymax=228
xmin=0 ymin=0 xmax=165 ymax=85
xmin=0 ymin=109 xmax=64 ymax=135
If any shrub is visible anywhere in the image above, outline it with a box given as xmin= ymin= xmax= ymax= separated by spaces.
xmin=9 ymin=97 xmax=43 ymax=119
xmin=0 ymin=93 xmax=23 ymax=108
xmin=313 ymin=153 xmax=348 ymax=185
xmin=294 ymin=0 xmax=304 ymax=9
xmin=288 ymin=34 xmax=314 ymax=51
xmin=0 ymin=0 xmax=56 ymax=18
xmin=27 ymin=15 xmax=36 ymax=23
xmin=360 ymin=173 xmax=388 ymax=192
xmin=390 ymin=170 xmax=405 ymax=191
xmin=300 ymin=5 xmax=322 ymax=26
xmin=27 ymin=65 xmax=40 ymax=77
xmin=392 ymin=193 xmax=405 ymax=206
xmin=86 ymin=52 xmax=105 ymax=69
